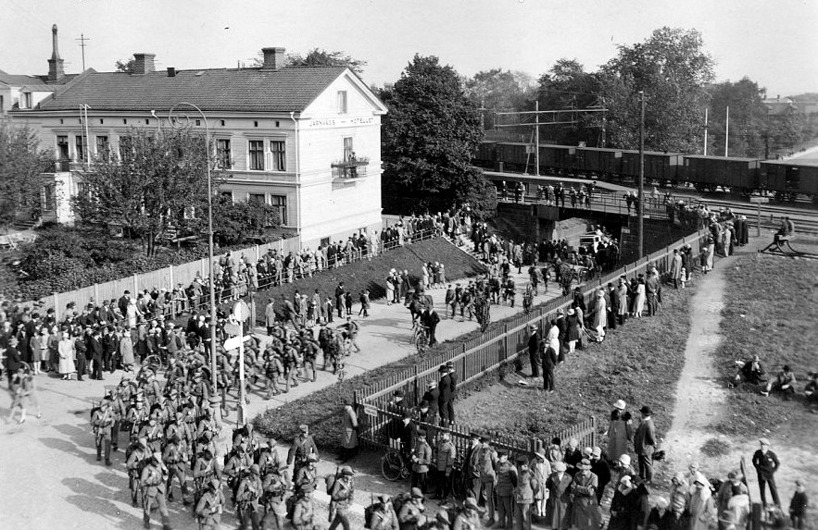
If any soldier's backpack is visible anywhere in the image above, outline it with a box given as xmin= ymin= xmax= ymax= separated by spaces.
xmin=391 ymin=491 xmax=411 ymax=518
xmin=325 ymin=466 xmax=340 ymax=494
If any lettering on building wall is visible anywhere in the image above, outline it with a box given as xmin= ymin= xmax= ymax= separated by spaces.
xmin=307 ymin=116 xmax=374 ymax=128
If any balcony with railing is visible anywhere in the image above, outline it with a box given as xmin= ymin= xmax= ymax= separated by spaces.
xmin=331 ymin=156 xmax=369 ymax=180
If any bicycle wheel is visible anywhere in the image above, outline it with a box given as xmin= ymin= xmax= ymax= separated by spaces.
xmin=416 ymin=332 xmax=429 ymax=356
xmin=450 ymin=467 xmax=467 ymax=501
xmin=381 ymin=450 xmax=404 ymax=481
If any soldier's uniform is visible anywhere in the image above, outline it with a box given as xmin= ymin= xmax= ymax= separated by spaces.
xmin=126 ymin=438 xmax=150 ymax=506
xmin=293 ymin=454 xmax=318 ymax=496
xmin=223 ymin=447 xmax=253 ymax=503
xmin=92 ymin=397 xmax=115 ymax=465
xmin=235 ymin=464 xmax=263 ymax=530
xmin=138 ymin=419 xmax=164 ymax=454
xmin=140 ymin=453 xmax=172 ymax=530
xmin=195 ymin=479 xmax=225 ymax=530
xmin=260 ymin=467 xmax=288 ymax=530
xmin=291 ymin=491 xmax=315 ymax=530
xmin=192 ymin=449 xmax=221 ymax=503
xmin=162 ymin=437 xmax=190 ymax=504
xmin=287 ymin=425 xmax=318 ymax=477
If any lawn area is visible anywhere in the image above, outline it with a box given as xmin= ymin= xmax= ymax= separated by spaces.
xmin=252 ymin=238 xmax=487 ymax=322
xmin=713 ymin=253 xmax=818 ymax=445
xmin=455 ymin=285 xmax=693 ymax=451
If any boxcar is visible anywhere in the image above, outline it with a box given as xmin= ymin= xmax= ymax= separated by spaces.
xmin=681 ymin=155 xmax=759 ymax=191
xmin=620 ymin=150 xmax=683 ymax=183
xmin=475 ymin=141 xmax=497 ymax=170
xmin=759 ymin=160 xmax=818 ymax=200
xmin=574 ymin=146 xmax=624 ymax=178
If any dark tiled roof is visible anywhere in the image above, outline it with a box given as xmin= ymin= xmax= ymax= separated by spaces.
xmin=0 ymin=74 xmax=48 ymax=86
xmin=36 ymin=67 xmax=347 ymax=112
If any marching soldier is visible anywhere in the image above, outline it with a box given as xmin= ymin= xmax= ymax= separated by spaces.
xmin=328 ymin=465 xmax=355 ymax=529
xmin=92 ymin=395 xmax=115 ymax=466
xmin=260 ymin=465 xmax=288 ymax=530
xmin=263 ymin=347 xmax=284 ymax=399
xmin=235 ymin=463 xmax=263 ymax=530
xmin=195 ymin=478 xmax=225 ymax=530
xmin=294 ymin=453 xmax=319 ymax=496
xmin=127 ymin=437 xmax=151 ymax=507
xmin=192 ymin=448 xmax=221 ymax=504
xmin=224 ymin=442 xmax=253 ymax=504
xmin=109 ymin=388 xmax=126 ymax=452
xmin=291 ymin=488 xmax=316 ymax=530
xmin=288 ymin=424 xmax=318 ymax=477
xmin=140 ymin=452 xmax=172 ymax=529
xmin=162 ymin=434 xmax=190 ymax=505
xmin=138 ymin=413 xmax=164 ymax=454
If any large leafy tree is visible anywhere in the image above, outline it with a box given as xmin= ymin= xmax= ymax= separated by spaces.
xmin=73 ymin=127 xmax=223 ymax=256
xmin=0 ymin=122 xmax=52 ymax=229
xmin=600 ymin=27 xmax=715 ymax=153
xmin=706 ymin=78 xmax=769 ymax=157
xmin=210 ymin=195 xmax=281 ymax=247
xmin=381 ymin=54 xmax=496 ymax=218
xmin=533 ymin=59 xmax=603 ymax=146
xmin=464 ymin=68 xmax=535 ymax=130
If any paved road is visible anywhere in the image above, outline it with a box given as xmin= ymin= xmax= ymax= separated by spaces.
xmin=0 ymin=247 xmax=564 ymax=529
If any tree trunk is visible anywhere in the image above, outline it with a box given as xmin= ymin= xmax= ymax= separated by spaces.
xmin=146 ymin=231 xmax=155 ymax=257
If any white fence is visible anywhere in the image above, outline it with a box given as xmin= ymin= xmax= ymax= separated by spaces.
xmin=23 ymin=237 xmax=302 ymax=313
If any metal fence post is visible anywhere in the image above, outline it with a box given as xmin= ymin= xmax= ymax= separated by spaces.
xmin=503 ymin=323 xmax=509 ymax=360
xmin=169 ymin=264 xmax=174 ymax=290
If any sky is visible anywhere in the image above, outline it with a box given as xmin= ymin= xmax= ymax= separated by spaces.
xmin=2 ymin=0 xmax=817 ymax=97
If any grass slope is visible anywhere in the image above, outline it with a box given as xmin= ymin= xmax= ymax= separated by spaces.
xmin=251 ymin=238 xmax=486 ymax=321
xmin=455 ymin=286 xmax=692 ymax=448
xmin=713 ymin=254 xmax=818 ymax=443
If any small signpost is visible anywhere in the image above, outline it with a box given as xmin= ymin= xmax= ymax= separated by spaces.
xmin=232 ymin=300 xmax=251 ymax=426
xmin=750 ymin=196 xmax=770 ymax=237
xmin=362 ymin=404 xmax=378 ymax=417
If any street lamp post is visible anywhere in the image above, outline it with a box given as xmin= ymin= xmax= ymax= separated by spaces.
xmin=168 ymin=102 xmax=220 ymax=424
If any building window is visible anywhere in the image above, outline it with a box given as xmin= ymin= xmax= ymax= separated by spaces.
xmin=344 ymin=137 xmax=354 ymax=161
xmin=0 ymin=95 xmax=4 ymax=114
xmin=270 ymin=140 xmax=286 ymax=171
xmin=216 ymin=139 xmax=232 ymax=169
xmin=75 ymin=135 xmax=87 ymax=162
xmin=249 ymin=140 xmax=264 ymax=170
xmin=249 ymin=193 xmax=266 ymax=205
xmin=96 ymin=136 xmax=110 ymax=159
xmin=270 ymin=195 xmax=287 ymax=226
xmin=23 ymin=92 xmax=32 ymax=109
xmin=57 ymin=136 xmax=70 ymax=160
xmin=119 ymin=135 xmax=133 ymax=160
xmin=337 ymin=90 xmax=348 ymax=114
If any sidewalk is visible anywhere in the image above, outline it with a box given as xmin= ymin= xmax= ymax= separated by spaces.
xmin=0 ymin=241 xmax=562 ymax=529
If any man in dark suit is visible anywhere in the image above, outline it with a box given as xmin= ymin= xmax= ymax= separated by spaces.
xmin=87 ymin=328 xmax=105 ymax=380
xmin=540 ymin=339 xmax=558 ymax=392
xmin=117 ymin=291 xmax=131 ymax=318
xmin=634 ymin=405 xmax=657 ymax=484
xmin=437 ymin=365 xmax=451 ymax=426
xmin=527 ymin=324 xmax=540 ymax=377
xmin=2 ymin=336 xmax=22 ymax=384
xmin=446 ymin=361 xmax=458 ymax=423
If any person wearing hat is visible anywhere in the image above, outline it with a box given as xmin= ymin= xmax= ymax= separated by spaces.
xmin=328 ymin=466 xmax=355 ymax=530
xmin=539 ymin=331 xmax=559 ymax=393
xmin=421 ymin=381 xmax=441 ymax=420
xmin=565 ymin=306 xmax=581 ymax=354
xmin=235 ymin=464 xmax=263 ymax=530
xmin=162 ymin=434 xmax=191 ymax=505
xmin=195 ymin=477 xmax=225 ymax=530
xmin=339 ymin=401 xmax=359 ymax=462
xmin=610 ymin=474 xmax=649 ymax=530
xmin=547 ymin=461 xmax=571 ymax=529
xmin=291 ymin=485 xmax=316 ymax=530
xmin=512 ymin=456 xmax=539 ymax=530
xmin=495 ymin=451 xmax=518 ymax=528
xmin=645 ymin=265 xmax=661 ymax=316
xmin=590 ymin=446 xmax=611 ymax=502
xmin=789 ymin=479 xmax=808 ymax=529
xmin=433 ymin=432 xmax=457 ymax=501
xmin=762 ymin=364 xmax=797 ymax=399
xmin=477 ymin=436 xmax=498 ymax=523
xmin=634 ymin=405 xmax=656 ymax=484
xmin=91 ymin=395 xmax=115 ymax=466
xmin=288 ymin=424 xmax=319 ymax=477
xmin=192 ymin=448 xmax=221 ymax=504
xmin=369 ymin=494 xmax=399 ymax=530
xmin=438 ymin=365 xmax=452 ymax=426
xmin=463 ymin=432 xmax=483 ymax=502
xmin=605 ymin=400 xmax=633 ymax=463
xmin=599 ymin=453 xmax=636 ymax=528
xmin=140 ymin=451 xmax=171 ymax=529
xmin=571 ymin=458 xmax=602 ymax=530
xmin=293 ymin=453 xmax=319 ymax=497
xmin=528 ymin=323 xmax=541 ymax=378
xmin=529 ymin=449 xmax=551 ymax=519
xmin=453 ymin=496 xmax=483 ymax=529
xmin=752 ymin=438 xmax=781 ymax=507
xmin=398 ymin=487 xmax=427 ymax=530
xmin=689 ymin=475 xmax=717 ymax=530
xmin=563 ymin=437 xmax=582 ymax=477
xmin=260 ymin=464 xmax=288 ymax=530
xmin=411 ymin=430 xmax=433 ymax=494
xmin=127 ymin=437 xmax=151 ymax=506
xmin=716 ymin=470 xmax=748 ymax=529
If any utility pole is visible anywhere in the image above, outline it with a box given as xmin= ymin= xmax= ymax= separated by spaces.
xmin=703 ymin=107 xmax=708 ymax=156
xmin=76 ymin=33 xmax=90 ymax=71
xmin=638 ymin=91 xmax=645 ymax=259
xmin=535 ymin=100 xmax=540 ymax=176
xmin=724 ymin=106 xmax=730 ymax=157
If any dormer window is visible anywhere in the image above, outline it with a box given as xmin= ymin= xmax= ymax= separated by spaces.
xmin=23 ymin=92 xmax=33 ymax=109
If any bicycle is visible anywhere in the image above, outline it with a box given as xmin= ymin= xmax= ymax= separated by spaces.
xmin=412 ymin=325 xmax=430 ymax=356
xmin=381 ymin=446 xmax=411 ymax=482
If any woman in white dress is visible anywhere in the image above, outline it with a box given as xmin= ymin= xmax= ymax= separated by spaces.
xmin=635 ymin=276 xmax=647 ymax=318
xmin=126 ymin=299 xmax=139 ymax=328
xmin=57 ymin=331 xmax=76 ymax=380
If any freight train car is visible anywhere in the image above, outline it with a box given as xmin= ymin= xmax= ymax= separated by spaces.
xmin=620 ymin=150 xmax=683 ymax=184
xmin=682 ymin=156 xmax=760 ymax=193
xmin=759 ymin=160 xmax=818 ymax=202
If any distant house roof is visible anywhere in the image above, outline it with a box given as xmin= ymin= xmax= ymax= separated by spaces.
xmin=33 ymin=66 xmax=350 ymax=113
xmin=0 ymin=73 xmax=48 ymax=86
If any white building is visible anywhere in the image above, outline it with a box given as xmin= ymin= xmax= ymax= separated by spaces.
xmin=10 ymin=42 xmax=387 ymax=248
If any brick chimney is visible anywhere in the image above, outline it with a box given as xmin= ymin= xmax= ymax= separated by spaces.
xmin=47 ymin=24 xmax=65 ymax=83
xmin=133 ymin=53 xmax=156 ymax=74
xmin=260 ymin=47 xmax=286 ymax=70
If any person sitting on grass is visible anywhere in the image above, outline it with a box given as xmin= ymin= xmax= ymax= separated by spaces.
xmin=734 ymin=355 xmax=766 ymax=385
xmin=762 ymin=365 xmax=796 ymax=398
xmin=804 ymin=372 xmax=818 ymax=413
